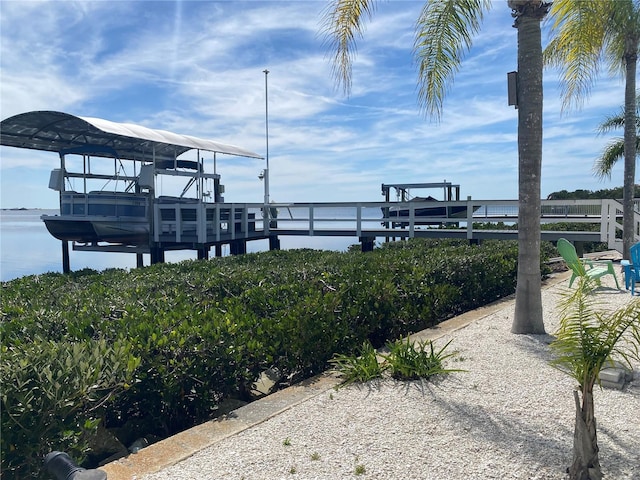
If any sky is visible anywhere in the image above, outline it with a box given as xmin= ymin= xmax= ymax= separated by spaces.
xmin=0 ymin=0 xmax=632 ymax=210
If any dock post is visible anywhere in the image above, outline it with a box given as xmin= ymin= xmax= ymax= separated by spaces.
xmin=230 ymin=240 xmax=246 ymax=255
xmin=62 ymin=241 xmax=70 ymax=273
xmin=360 ymin=237 xmax=375 ymax=252
xmin=150 ymin=246 xmax=165 ymax=264
xmin=136 ymin=254 xmax=144 ymax=268
xmin=269 ymin=235 xmax=280 ymax=251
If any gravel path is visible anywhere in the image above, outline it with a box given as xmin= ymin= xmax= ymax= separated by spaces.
xmin=142 ymin=275 xmax=640 ymax=480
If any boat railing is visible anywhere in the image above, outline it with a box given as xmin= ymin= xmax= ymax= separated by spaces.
xmin=60 ymin=191 xmax=149 ymax=218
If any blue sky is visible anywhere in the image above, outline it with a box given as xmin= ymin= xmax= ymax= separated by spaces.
xmin=0 ymin=0 xmax=631 ymax=209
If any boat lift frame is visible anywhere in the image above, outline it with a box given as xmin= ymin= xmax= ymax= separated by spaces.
xmin=381 ymin=181 xmax=461 ymax=202
xmin=0 ymin=111 xmax=267 ymax=271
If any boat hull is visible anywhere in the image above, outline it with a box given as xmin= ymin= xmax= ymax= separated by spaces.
xmin=42 ymin=191 xmax=151 ymax=244
xmin=42 ymin=216 xmax=99 ymax=243
xmin=383 ymin=204 xmax=472 ymax=226
xmin=91 ymin=220 xmax=149 ymax=244
xmin=42 ymin=215 xmax=149 ymax=244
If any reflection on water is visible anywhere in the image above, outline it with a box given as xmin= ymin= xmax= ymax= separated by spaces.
xmin=0 ymin=209 xmax=359 ymax=282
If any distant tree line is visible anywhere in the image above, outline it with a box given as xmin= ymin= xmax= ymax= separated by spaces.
xmin=547 ymin=185 xmax=640 ymax=200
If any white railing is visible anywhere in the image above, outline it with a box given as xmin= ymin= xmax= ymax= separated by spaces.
xmin=154 ymin=203 xmax=262 ymax=243
xmin=601 ymin=199 xmax=640 ymax=251
xmin=152 ymin=198 xmax=640 ymax=251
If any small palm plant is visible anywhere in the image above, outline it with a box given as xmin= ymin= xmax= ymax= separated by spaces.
xmin=382 ymin=338 xmax=459 ymax=381
xmin=550 ymin=275 xmax=640 ymax=480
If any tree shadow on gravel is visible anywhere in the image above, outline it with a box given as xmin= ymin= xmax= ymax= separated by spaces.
xmin=596 ymin=422 xmax=640 ymax=464
xmin=424 ymin=387 xmax=637 ymax=478
xmin=512 ymin=333 xmax=558 ymax=364
xmin=424 ymin=393 xmax=574 ymax=469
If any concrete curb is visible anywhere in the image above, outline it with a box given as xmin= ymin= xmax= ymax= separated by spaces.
xmin=102 ymin=373 xmax=341 ymax=479
xmin=102 ymin=270 xmax=573 ymax=480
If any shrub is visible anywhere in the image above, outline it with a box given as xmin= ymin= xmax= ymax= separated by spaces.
xmin=330 ymin=337 xmax=462 ymax=386
xmin=0 ymin=339 xmax=139 ymax=479
xmin=1 ymin=238 xmax=538 ymax=473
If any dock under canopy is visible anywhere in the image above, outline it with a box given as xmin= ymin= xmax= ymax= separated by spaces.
xmin=0 ymin=110 xmax=263 ymax=162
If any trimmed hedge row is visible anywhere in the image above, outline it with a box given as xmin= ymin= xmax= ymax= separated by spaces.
xmin=1 ymin=239 xmax=545 ymax=478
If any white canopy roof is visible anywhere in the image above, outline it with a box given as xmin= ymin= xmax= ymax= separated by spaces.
xmin=0 ymin=111 xmax=263 ymax=162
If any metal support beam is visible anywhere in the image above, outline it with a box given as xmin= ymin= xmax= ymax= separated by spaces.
xmin=62 ymin=242 xmax=70 ymax=273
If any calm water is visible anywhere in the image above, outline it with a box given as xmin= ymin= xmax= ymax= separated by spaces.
xmin=0 ymin=209 xmax=359 ymax=282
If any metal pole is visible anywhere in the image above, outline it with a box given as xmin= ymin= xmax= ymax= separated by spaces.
xmin=263 ymin=69 xmax=270 ymax=205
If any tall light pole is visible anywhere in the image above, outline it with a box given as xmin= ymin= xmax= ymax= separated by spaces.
xmin=263 ymin=69 xmax=270 ymax=207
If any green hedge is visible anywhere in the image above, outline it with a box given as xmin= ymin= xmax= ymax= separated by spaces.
xmin=1 ymin=239 xmax=538 ymax=478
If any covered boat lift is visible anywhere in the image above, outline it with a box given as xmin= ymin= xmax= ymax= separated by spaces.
xmin=0 ymin=110 xmax=271 ymax=272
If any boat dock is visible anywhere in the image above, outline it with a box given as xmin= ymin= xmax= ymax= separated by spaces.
xmin=70 ymin=197 xmax=637 ymax=257
xmin=2 ymin=110 xmax=639 ymax=273
xmin=128 ymin=197 xmax=632 ymax=255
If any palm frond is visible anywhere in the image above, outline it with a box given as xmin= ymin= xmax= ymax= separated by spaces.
xmin=545 ymin=0 xmax=608 ymax=111
xmin=596 ymin=113 xmax=626 ymax=135
xmin=550 ymin=274 xmax=640 ymax=389
xmin=593 ymin=91 xmax=640 ymax=179
xmin=603 ymin=0 xmax=640 ymax=77
xmin=593 ymin=138 xmax=625 ymax=179
xmin=320 ymin=0 xmax=377 ymax=95
xmin=413 ymin=0 xmax=491 ymax=121
xmin=608 ymin=301 xmax=640 ymax=370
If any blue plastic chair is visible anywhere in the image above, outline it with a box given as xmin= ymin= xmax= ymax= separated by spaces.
xmin=622 ymin=242 xmax=640 ymax=295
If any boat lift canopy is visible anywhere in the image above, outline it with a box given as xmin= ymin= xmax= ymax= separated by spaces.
xmin=0 ymin=110 xmax=263 ymax=162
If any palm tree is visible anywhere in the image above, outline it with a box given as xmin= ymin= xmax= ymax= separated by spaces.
xmin=322 ymin=0 xmax=549 ymax=334
xmin=550 ymin=275 xmax=640 ymax=480
xmin=593 ymin=95 xmax=640 ymax=180
xmin=545 ymin=0 xmax=640 ymax=259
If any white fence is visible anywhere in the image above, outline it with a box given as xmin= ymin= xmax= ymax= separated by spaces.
xmin=153 ymin=198 xmax=640 ymax=252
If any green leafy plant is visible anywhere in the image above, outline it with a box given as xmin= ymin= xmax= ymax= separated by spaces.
xmin=550 ymin=275 xmax=640 ymax=480
xmin=310 ymin=452 xmax=320 ymax=461
xmin=355 ymin=464 xmax=366 ymax=475
xmin=329 ymin=341 xmax=386 ymax=386
xmin=1 ymin=239 xmax=529 ymax=469
xmin=0 ymin=339 xmax=139 ymax=479
xmin=331 ymin=337 xmax=462 ymax=386
xmin=383 ymin=337 xmax=462 ymax=381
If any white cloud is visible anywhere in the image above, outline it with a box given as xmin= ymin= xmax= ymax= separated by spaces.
xmin=0 ymin=0 xmax=631 ymax=212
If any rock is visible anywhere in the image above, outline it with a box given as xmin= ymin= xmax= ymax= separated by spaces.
xmin=251 ymin=367 xmax=283 ymax=397
xmin=86 ymin=423 xmax=128 ymax=467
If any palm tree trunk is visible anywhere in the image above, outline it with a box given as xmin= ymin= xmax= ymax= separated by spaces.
xmin=511 ymin=5 xmax=546 ymax=334
xmin=622 ymin=42 xmax=638 ymax=259
xmin=570 ymin=387 xmax=602 ymax=480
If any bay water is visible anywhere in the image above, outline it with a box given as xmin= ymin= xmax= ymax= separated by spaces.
xmin=0 ymin=209 xmax=359 ymax=282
